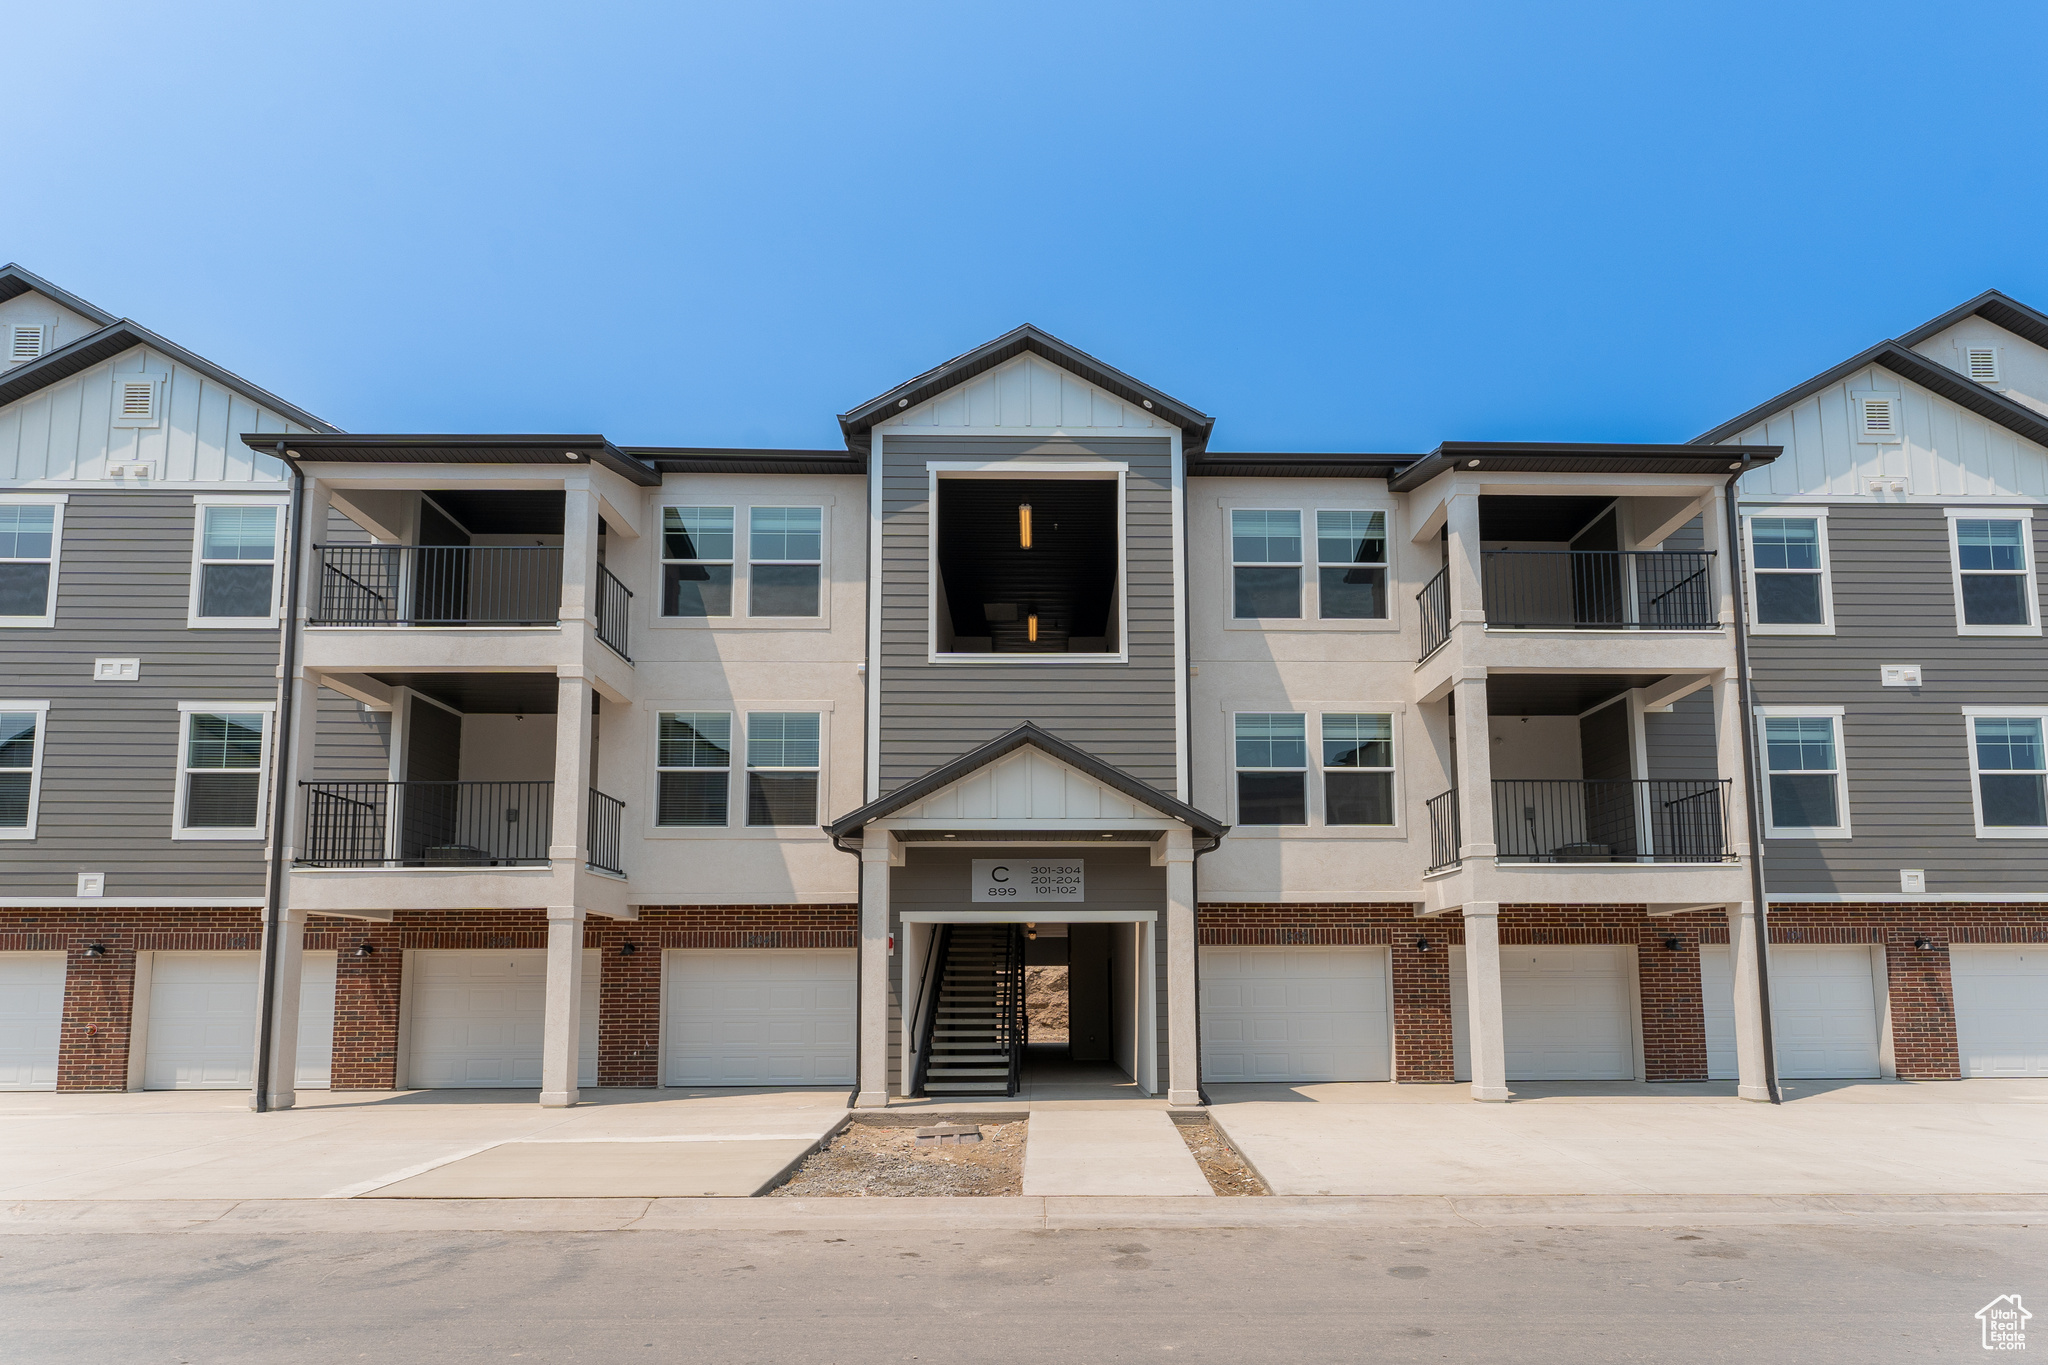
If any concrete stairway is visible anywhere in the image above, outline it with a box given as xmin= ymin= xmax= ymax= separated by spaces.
xmin=923 ymin=925 xmax=1020 ymax=1096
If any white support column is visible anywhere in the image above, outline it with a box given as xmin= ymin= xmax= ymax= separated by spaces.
xmin=280 ymin=672 xmax=320 ymax=867
xmin=856 ymin=831 xmax=892 ymax=1109
xmin=1461 ymin=902 xmax=1508 ymax=1101
xmin=1452 ymin=674 xmax=1497 ymax=860
xmin=539 ymin=905 xmax=587 ymax=1108
xmin=1445 ymin=490 xmax=1486 ymax=626
xmin=254 ymin=906 xmax=307 ymax=1111
xmin=1725 ymin=901 xmax=1771 ymax=1102
xmin=1700 ymin=491 xmax=1736 ymax=626
xmin=1161 ymin=828 xmax=1200 ymax=1106
xmin=559 ymin=482 xmax=600 ymax=631
xmin=550 ymin=674 xmax=594 ymax=870
xmin=298 ymin=478 xmax=334 ymax=618
xmin=1712 ymin=674 xmax=1753 ymax=862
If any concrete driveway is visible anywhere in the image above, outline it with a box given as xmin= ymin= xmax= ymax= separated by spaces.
xmin=1205 ymin=1078 xmax=2048 ymax=1197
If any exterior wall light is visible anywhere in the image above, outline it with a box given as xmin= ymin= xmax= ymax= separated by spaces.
xmin=1664 ymin=937 xmax=1683 ymax=951
xmin=1018 ymin=503 xmax=1033 ymax=548
xmin=354 ymin=942 xmax=377 ymax=957
xmin=1414 ymin=937 xmax=1429 ymax=951
xmin=1914 ymin=937 xmax=1933 ymax=950
xmin=1025 ymin=922 xmax=1037 ymax=941
xmin=1466 ymin=459 xmax=1481 ymax=468
xmin=621 ymin=941 xmax=639 ymax=955
xmin=84 ymin=943 xmax=107 ymax=958
xmin=1027 ymin=612 xmax=1039 ymax=643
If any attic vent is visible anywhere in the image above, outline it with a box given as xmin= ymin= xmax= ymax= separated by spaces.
xmin=8 ymin=324 xmax=47 ymax=363
xmin=1855 ymin=394 xmax=1899 ymax=441
xmin=120 ymin=381 xmax=154 ymax=418
xmin=1965 ymin=346 xmax=2000 ymax=384
xmin=111 ymin=375 xmax=163 ymax=428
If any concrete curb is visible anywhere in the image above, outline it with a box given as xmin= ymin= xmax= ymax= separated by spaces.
xmin=3 ymin=1192 xmax=2044 ymax=1235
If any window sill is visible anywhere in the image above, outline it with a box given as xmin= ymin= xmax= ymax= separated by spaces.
xmin=1223 ymin=617 xmax=1400 ymax=634
xmin=0 ymin=829 xmax=37 ymax=840
xmin=642 ymin=826 xmax=827 ymax=840
xmin=1763 ymin=829 xmax=1852 ymax=840
xmin=1956 ymin=625 xmax=2044 ymax=638
xmin=0 ymin=618 xmax=56 ymax=629
xmin=928 ymin=652 xmax=1128 ymax=665
xmin=188 ymin=618 xmax=281 ymax=630
xmin=1749 ymin=623 xmax=1835 ymax=635
xmin=651 ymin=617 xmax=833 ymax=631
xmin=172 ymin=830 xmax=267 ymax=841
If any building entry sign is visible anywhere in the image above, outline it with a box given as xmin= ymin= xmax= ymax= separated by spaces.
xmin=971 ymin=860 xmax=1084 ymax=903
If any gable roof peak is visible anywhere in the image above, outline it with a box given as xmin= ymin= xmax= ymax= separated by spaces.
xmin=0 ymin=263 xmax=120 ymax=327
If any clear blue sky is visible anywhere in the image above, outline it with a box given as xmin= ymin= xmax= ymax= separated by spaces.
xmin=13 ymin=2 xmax=2047 ymax=452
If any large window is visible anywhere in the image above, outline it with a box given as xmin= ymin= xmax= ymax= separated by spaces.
xmin=1759 ymin=709 xmax=1848 ymax=837
xmin=656 ymin=711 xmax=731 ymax=826
xmin=661 ymin=507 xmax=734 ymax=618
xmin=1747 ymin=514 xmax=1831 ymax=629
xmin=1967 ymin=712 xmax=2048 ymax=836
xmin=1949 ymin=513 xmax=2037 ymax=634
xmin=1322 ymin=713 xmax=1395 ymax=825
xmin=1234 ymin=713 xmax=1307 ymax=824
xmin=1231 ymin=510 xmax=1302 ymax=619
xmin=0 ymin=703 xmax=47 ymax=838
xmin=192 ymin=502 xmax=282 ymax=624
xmin=176 ymin=706 xmax=270 ymax=838
xmin=1316 ymin=511 xmax=1388 ymax=620
xmin=746 ymin=712 xmax=820 ymax=827
xmin=749 ymin=507 xmax=822 ymax=617
xmin=0 ymin=499 xmax=61 ymax=626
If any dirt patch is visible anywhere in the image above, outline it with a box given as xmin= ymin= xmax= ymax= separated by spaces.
xmin=769 ymin=1120 xmax=1028 ymax=1197
xmin=1172 ymin=1116 xmax=1270 ymax=1196
xmin=1026 ymin=964 xmax=1069 ymax=1042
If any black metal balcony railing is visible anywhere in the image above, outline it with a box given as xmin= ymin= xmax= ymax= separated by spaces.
xmin=298 ymin=780 xmax=554 ymax=867
xmin=586 ymin=788 xmax=626 ymax=877
xmin=1417 ymin=566 xmax=1451 ymax=661
xmin=1425 ymin=788 xmax=1462 ymax=872
xmin=1492 ymin=778 xmax=1733 ymax=863
xmin=596 ymin=562 xmax=633 ymax=661
xmin=311 ymin=544 xmax=564 ymax=627
xmin=1481 ymin=550 xmax=1716 ymax=630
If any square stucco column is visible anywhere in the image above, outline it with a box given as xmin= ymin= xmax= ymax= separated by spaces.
xmin=1445 ymin=490 xmax=1486 ymax=627
xmin=1452 ymin=675 xmax=1497 ymax=860
xmin=1161 ymin=828 xmax=1200 ymax=1107
xmin=254 ymin=906 xmax=308 ymax=1111
xmin=550 ymin=675 xmax=594 ymax=869
xmin=540 ymin=905 xmax=587 ymax=1108
xmin=1725 ymin=901 xmax=1771 ymax=1102
xmin=1461 ymin=901 xmax=1508 ymax=1101
xmin=856 ymin=832 xmax=892 ymax=1109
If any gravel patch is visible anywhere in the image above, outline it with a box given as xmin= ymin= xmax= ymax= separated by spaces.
xmin=1025 ymin=964 xmax=1068 ymax=1042
xmin=769 ymin=1120 xmax=1028 ymax=1197
xmin=1173 ymin=1115 xmax=1270 ymax=1196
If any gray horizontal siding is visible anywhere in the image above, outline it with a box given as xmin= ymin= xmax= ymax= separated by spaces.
xmin=309 ymin=687 xmax=391 ymax=781
xmin=1747 ymin=502 xmax=2048 ymax=894
xmin=2 ymin=490 xmax=279 ymax=898
xmin=1644 ymin=689 xmax=1718 ymax=783
xmin=875 ymin=436 xmax=1179 ymax=797
xmin=1659 ymin=515 xmax=1705 ymax=552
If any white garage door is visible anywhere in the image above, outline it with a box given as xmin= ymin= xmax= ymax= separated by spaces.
xmin=1952 ymin=947 xmax=2048 ymax=1077
xmin=407 ymin=949 xmax=598 ymax=1089
xmin=663 ymin=949 xmax=855 ymax=1086
xmin=1700 ymin=945 xmax=1737 ymax=1080
xmin=0 ymin=952 xmax=66 ymax=1091
xmin=1770 ymin=944 xmax=1882 ymax=1079
xmin=1200 ymin=946 xmax=1391 ymax=1083
xmin=143 ymin=951 xmax=339 ymax=1091
xmin=1449 ymin=945 xmax=1636 ymax=1081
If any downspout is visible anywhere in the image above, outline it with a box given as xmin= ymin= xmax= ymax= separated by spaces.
xmin=1724 ymin=466 xmax=1782 ymax=1104
xmin=251 ymin=446 xmax=307 ymax=1113
xmin=829 ymin=829 xmax=866 ymax=1105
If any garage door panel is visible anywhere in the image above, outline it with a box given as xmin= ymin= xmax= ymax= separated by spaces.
xmin=1953 ymin=947 xmax=2048 ymax=1077
xmin=1500 ymin=946 xmax=1635 ymax=1082
xmin=1770 ymin=945 xmax=1882 ymax=1079
xmin=1200 ymin=945 xmax=1391 ymax=1083
xmin=662 ymin=949 xmax=856 ymax=1086
xmin=406 ymin=950 xmax=598 ymax=1090
xmin=0 ymin=953 xmax=66 ymax=1091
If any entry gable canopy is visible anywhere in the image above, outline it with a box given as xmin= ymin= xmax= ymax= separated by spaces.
xmin=825 ymin=723 xmax=1227 ymax=841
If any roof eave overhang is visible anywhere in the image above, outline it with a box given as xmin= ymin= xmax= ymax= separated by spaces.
xmin=1188 ymin=452 xmax=1411 ymax=479
xmin=625 ymin=447 xmax=869 ymax=476
xmin=1386 ymin=442 xmax=1782 ymax=493
xmin=239 ymin=433 xmax=661 ymax=486
xmin=0 ymin=264 xmax=119 ymax=326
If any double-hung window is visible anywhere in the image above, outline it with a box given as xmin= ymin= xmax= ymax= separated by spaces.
xmin=192 ymin=502 xmax=282 ymax=624
xmin=1966 ymin=711 xmax=2048 ymax=836
xmin=0 ymin=498 xmax=62 ymax=626
xmin=0 ymin=702 xmax=48 ymax=838
xmin=746 ymin=712 xmax=820 ymax=827
xmin=1231 ymin=511 xmax=1302 ymax=619
xmin=661 ymin=507 xmax=734 ymax=618
xmin=1322 ymin=713 xmax=1396 ymax=825
xmin=656 ymin=711 xmax=731 ymax=826
xmin=1948 ymin=512 xmax=2037 ymax=633
xmin=176 ymin=704 xmax=271 ymax=838
xmin=1234 ymin=713 xmax=1308 ymax=824
xmin=749 ymin=507 xmax=822 ymax=617
xmin=1316 ymin=511 xmax=1388 ymax=619
xmin=1747 ymin=513 xmax=1831 ymax=629
xmin=1759 ymin=709 xmax=1849 ymax=837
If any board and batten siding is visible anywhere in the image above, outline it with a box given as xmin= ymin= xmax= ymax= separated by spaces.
xmin=4 ymin=491 xmax=279 ymax=898
xmin=1747 ymin=504 xmax=2048 ymax=895
xmin=875 ymin=435 xmax=1179 ymax=796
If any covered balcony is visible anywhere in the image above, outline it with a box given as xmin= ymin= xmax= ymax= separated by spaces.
xmin=297 ymin=779 xmax=624 ymax=877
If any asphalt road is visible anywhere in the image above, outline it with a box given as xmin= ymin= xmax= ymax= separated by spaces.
xmin=2 ymin=1223 xmax=2038 ymax=1363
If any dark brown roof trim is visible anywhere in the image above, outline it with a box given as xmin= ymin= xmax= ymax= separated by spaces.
xmin=239 ymin=433 xmax=660 ymax=486
xmin=1189 ymin=451 xmax=1412 ymax=479
xmin=4 ymin=320 xmax=340 ymax=433
xmin=0 ymin=263 xmax=119 ymax=326
xmin=824 ymin=722 xmax=1228 ymax=841
xmin=1694 ymin=340 xmax=2048 ymax=450
xmin=837 ymin=325 xmax=1215 ymax=455
xmin=1387 ymin=442 xmax=1780 ymax=492
xmin=626 ymin=446 xmax=868 ymax=476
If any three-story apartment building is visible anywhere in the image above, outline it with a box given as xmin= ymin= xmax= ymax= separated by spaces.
xmin=2 ymin=265 xmax=2038 ymax=1111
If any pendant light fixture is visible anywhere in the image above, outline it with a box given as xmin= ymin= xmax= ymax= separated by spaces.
xmin=1018 ymin=503 xmax=1033 ymax=548
xmin=1027 ymin=610 xmax=1039 ymax=643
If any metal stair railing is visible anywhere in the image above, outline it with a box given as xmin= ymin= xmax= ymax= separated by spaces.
xmin=909 ymin=924 xmax=951 ymax=1098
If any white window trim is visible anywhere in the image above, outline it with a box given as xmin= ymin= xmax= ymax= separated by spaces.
xmin=1742 ymin=506 xmax=1835 ymax=635
xmin=186 ymin=495 xmax=289 ymax=629
xmin=1230 ymin=710 xmax=1309 ymax=828
xmin=1228 ymin=506 xmax=1306 ymax=624
xmin=1944 ymin=506 xmax=2040 ymax=637
xmin=1220 ymin=498 xmax=1402 ymax=633
xmin=743 ymin=709 xmax=824 ymax=828
xmin=0 ymin=493 xmax=67 ymax=630
xmin=1314 ymin=709 xmax=1403 ymax=833
xmin=110 ymin=372 xmax=167 ymax=429
xmin=0 ymin=699 xmax=52 ymax=840
xmin=1961 ymin=705 xmax=2048 ymax=840
xmin=645 ymin=700 xmax=834 ymax=838
xmin=653 ymin=498 xmax=837 ymax=632
xmin=925 ymin=463 xmax=1129 ymax=664
xmin=1222 ymin=701 xmax=1408 ymax=837
xmin=172 ymin=700 xmax=276 ymax=841
xmin=745 ymin=504 xmax=826 ymax=621
xmin=1754 ymin=704 xmax=1851 ymax=839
